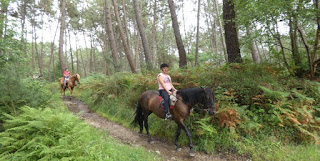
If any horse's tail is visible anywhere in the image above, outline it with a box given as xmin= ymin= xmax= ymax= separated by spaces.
xmin=131 ymin=101 xmax=143 ymax=126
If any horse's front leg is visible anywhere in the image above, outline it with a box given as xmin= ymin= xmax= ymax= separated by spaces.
xmin=175 ymin=125 xmax=182 ymax=151
xmin=181 ymin=122 xmax=195 ymax=157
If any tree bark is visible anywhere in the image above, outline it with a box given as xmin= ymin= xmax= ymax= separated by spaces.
xmin=134 ymin=29 xmax=140 ymax=70
xmin=151 ymin=0 xmax=158 ymax=67
xmin=58 ymin=0 xmax=67 ymax=74
xmin=289 ymin=15 xmax=303 ymax=77
xmin=311 ymin=0 xmax=320 ymax=78
xmin=75 ymin=42 xmax=80 ymax=75
xmin=112 ymin=0 xmax=137 ymax=73
xmin=48 ymin=20 xmax=59 ymax=82
xmin=195 ymin=0 xmax=201 ymax=66
xmin=68 ymin=28 xmax=74 ymax=74
xmin=20 ymin=0 xmax=27 ymax=56
xmin=223 ymin=0 xmax=242 ymax=63
xmin=105 ymin=0 xmax=120 ymax=72
xmin=80 ymin=48 xmax=87 ymax=77
xmin=246 ymin=25 xmax=261 ymax=63
xmin=297 ymin=24 xmax=311 ymax=69
xmin=31 ymin=23 xmax=35 ymax=71
xmin=206 ymin=0 xmax=218 ymax=54
xmin=214 ymin=0 xmax=227 ymax=61
xmin=133 ymin=0 xmax=152 ymax=70
xmin=168 ymin=0 xmax=187 ymax=67
xmin=34 ymin=25 xmax=43 ymax=76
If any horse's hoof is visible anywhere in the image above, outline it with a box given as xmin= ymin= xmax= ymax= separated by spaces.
xmin=189 ymin=150 xmax=195 ymax=157
xmin=176 ymin=147 xmax=181 ymax=151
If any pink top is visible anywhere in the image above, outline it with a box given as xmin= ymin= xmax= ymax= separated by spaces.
xmin=63 ymin=71 xmax=71 ymax=77
xmin=158 ymin=73 xmax=172 ymax=90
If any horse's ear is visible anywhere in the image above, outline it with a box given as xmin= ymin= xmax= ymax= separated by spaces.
xmin=200 ymin=86 xmax=205 ymax=90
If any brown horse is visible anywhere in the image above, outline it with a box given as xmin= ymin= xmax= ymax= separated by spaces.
xmin=132 ymin=87 xmax=215 ymax=157
xmin=58 ymin=74 xmax=81 ymax=97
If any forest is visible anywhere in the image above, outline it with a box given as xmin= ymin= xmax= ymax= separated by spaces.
xmin=1 ymin=0 xmax=320 ymax=160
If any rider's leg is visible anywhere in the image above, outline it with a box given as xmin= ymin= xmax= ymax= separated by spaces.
xmin=159 ymin=90 xmax=172 ymax=119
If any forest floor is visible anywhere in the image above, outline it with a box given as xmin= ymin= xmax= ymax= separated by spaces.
xmin=63 ymin=96 xmax=248 ymax=161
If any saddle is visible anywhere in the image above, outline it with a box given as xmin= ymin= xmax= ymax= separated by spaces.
xmin=158 ymin=90 xmax=177 ymax=109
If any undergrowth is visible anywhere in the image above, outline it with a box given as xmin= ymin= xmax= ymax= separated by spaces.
xmin=76 ymin=63 xmax=320 ymax=160
xmin=0 ymin=106 xmax=161 ymax=161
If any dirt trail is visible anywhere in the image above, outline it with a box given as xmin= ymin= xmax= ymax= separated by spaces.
xmin=63 ymin=97 xmax=245 ymax=161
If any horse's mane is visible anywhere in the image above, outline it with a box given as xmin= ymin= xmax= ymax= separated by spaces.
xmin=176 ymin=87 xmax=205 ymax=105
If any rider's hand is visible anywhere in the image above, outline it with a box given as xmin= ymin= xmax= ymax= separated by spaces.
xmin=168 ymin=91 xmax=172 ymax=95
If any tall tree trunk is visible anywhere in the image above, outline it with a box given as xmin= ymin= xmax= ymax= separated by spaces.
xmin=223 ymin=0 xmax=242 ymax=63
xmin=151 ymin=0 xmax=158 ymax=67
xmin=82 ymin=31 xmax=90 ymax=73
xmin=133 ymin=0 xmax=152 ymax=70
xmin=168 ymin=0 xmax=187 ymax=67
xmin=104 ymin=0 xmax=120 ymax=72
xmin=214 ymin=0 xmax=227 ymax=61
xmin=80 ymin=49 xmax=87 ymax=77
xmin=112 ymin=0 xmax=137 ymax=73
xmin=34 ymin=27 xmax=43 ymax=76
xmin=134 ymin=29 xmax=140 ymax=70
xmin=68 ymin=28 xmax=74 ymax=74
xmin=275 ymin=22 xmax=289 ymax=70
xmin=0 ymin=1 xmax=9 ymax=38
xmin=20 ymin=0 xmax=27 ymax=56
xmin=297 ymin=24 xmax=311 ymax=69
xmin=206 ymin=0 xmax=218 ymax=54
xmin=48 ymin=21 xmax=59 ymax=81
xmin=195 ymin=0 xmax=201 ymax=66
xmin=311 ymin=0 xmax=320 ymax=78
xmin=122 ymin=0 xmax=131 ymax=45
xmin=31 ymin=24 xmax=35 ymax=71
xmin=58 ymin=0 xmax=67 ymax=74
xmin=289 ymin=16 xmax=303 ymax=77
xmin=246 ymin=24 xmax=261 ymax=64
xmin=89 ymin=34 xmax=93 ymax=73
xmin=75 ymin=42 xmax=80 ymax=75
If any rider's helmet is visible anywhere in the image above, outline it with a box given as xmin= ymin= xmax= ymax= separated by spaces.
xmin=160 ymin=63 xmax=169 ymax=69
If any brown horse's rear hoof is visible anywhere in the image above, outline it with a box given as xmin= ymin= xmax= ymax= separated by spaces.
xmin=69 ymin=97 xmax=72 ymax=100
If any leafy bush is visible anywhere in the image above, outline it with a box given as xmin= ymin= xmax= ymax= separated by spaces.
xmin=0 ymin=106 xmax=160 ymax=160
xmin=76 ymin=63 xmax=320 ymax=160
xmin=0 ymin=63 xmax=53 ymax=125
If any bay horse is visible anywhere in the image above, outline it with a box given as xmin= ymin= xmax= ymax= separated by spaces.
xmin=132 ymin=87 xmax=215 ymax=157
xmin=58 ymin=74 xmax=81 ymax=97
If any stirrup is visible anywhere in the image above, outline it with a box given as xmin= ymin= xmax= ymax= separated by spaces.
xmin=165 ymin=113 xmax=172 ymax=120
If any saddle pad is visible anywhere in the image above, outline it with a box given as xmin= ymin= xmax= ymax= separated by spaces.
xmin=159 ymin=96 xmax=174 ymax=109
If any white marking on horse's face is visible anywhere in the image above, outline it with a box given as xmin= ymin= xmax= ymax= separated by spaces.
xmin=76 ymin=74 xmax=80 ymax=79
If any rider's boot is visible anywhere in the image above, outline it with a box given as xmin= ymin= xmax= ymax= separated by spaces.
xmin=165 ymin=112 xmax=172 ymax=120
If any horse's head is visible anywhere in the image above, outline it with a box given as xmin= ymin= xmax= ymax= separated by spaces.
xmin=75 ymin=74 xmax=81 ymax=84
xmin=200 ymin=87 xmax=215 ymax=116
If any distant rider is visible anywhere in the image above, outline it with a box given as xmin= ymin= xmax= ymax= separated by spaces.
xmin=63 ymin=68 xmax=71 ymax=88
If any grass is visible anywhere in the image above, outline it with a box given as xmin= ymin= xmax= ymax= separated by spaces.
xmin=0 ymin=94 xmax=162 ymax=161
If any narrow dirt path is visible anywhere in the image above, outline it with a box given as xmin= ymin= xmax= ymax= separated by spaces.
xmin=63 ymin=97 xmax=245 ymax=161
